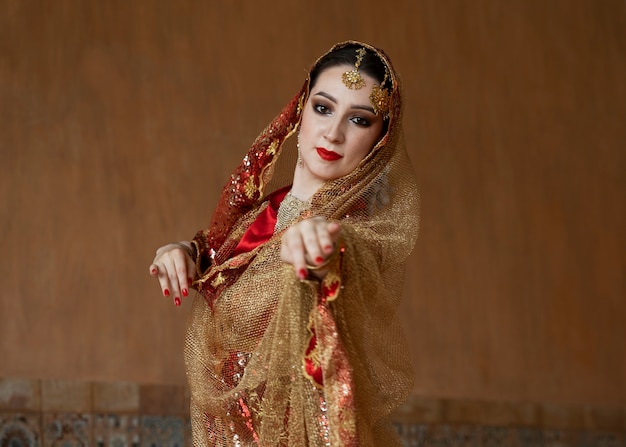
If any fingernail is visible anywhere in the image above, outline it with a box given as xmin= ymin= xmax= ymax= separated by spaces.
xmin=151 ymin=268 xmax=157 ymax=275
xmin=188 ymin=277 xmax=193 ymax=284
xmin=164 ymin=289 xmax=170 ymax=297
xmin=324 ymin=245 xmax=333 ymax=252
xmin=298 ymin=268 xmax=307 ymax=280
xmin=315 ymin=256 xmax=324 ymax=264
xmin=174 ymin=297 xmax=181 ymax=306
xmin=182 ymin=288 xmax=188 ymax=297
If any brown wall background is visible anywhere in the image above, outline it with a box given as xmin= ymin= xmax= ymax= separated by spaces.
xmin=1 ymin=0 xmax=624 ymax=409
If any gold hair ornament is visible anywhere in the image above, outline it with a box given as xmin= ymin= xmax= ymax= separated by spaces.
xmin=341 ymin=48 xmax=367 ymax=90
xmin=369 ymin=63 xmax=391 ymax=119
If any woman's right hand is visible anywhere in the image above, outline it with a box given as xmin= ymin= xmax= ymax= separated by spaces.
xmin=280 ymin=217 xmax=341 ymax=280
xmin=148 ymin=242 xmax=195 ymax=306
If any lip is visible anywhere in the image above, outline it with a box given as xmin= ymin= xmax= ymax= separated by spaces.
xmin=316 ymin=147 xmax=343 ymax=161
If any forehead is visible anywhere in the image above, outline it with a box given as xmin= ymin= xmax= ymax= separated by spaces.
xmin=309 ymin=65 xmax=379 ymax=103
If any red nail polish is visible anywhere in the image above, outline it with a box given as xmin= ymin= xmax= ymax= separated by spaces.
xmin=298 ymin=268 xmax=307 ymax=280
xmin=315 ymin=256 xmax=324 ymax=264
xmin=174 ymin=297 xmax=181 ymax=306
xmin=164 ymin=289 xmax=170 ymax=297
xmin=182 ymin=288 xmax=188 ymax=297
xmin=188 ymin=277 xmax=193 ymax=284
xmin=151 ymin=268 xmax=157 ymax=275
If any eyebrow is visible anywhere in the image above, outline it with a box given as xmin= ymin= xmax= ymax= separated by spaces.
xmin=313 ymin=91 xmax=376 ymax=114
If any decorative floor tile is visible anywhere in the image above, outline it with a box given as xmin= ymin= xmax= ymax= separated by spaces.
xmin=516 ymin=427 xmax=545 ymax=447
xmin=481 ymin=426 xmax=521 ymax=447
xmin=423 ymin=425 xmax=454 ymax=447
xmin=0 ymin=413 xmax=41 ymax=447
xmin=94 ymin=414 xmax=140 ymax=447
xmin=396 ymin=423 xmax=428 ymax=447
xmin=140 ymin=416 xmax=184 ymax=447
xmin=42 ymin=413 xmax=91 ymax=447
xmin=544 ymin=428 xmax=577 ymax=447
xmin=453 ymin=425 xmax=483 ymax=447
xmin=576 ymin=431 xmax=625 ymax=447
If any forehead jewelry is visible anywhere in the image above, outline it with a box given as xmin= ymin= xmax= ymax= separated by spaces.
xmin=342 ymin=48 xmax=367 ymax=90
xmin=369 ymin=63 xmax=391 ymax=119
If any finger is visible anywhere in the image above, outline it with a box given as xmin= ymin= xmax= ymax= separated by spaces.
xmin=149 ymin=264 xmax=158 ymax=276
xmin=324 ymin=221 xmax=342 ymax=253
xmin=186 ymin=256 xmax=196 ymax=285
xmin=281 ymin=228 xmax=308 ymax=280
xmin=302 ymin=224 xmax=326 ymax=267
xmin=303 ymin=217 xmax=338 ymax=265
xmin=314 ymin=221 xmax=339 ymax=256
xmin=174 ymin=255 xmax=190 ymax=299
xmin=166 ymin=261 xmax=183 ymax=306
xmin=154 ymin=263 xmax=172 ymax=300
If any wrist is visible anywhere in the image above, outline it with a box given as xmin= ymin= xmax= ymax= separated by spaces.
xmin=155 ymin=241 xmax=196 ymax=260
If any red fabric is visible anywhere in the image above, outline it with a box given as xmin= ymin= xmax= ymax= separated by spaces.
xmin=232 ymin=186 xmax=291 ymax=257
xmin=304 ymin=329 xmax=324 ymax=386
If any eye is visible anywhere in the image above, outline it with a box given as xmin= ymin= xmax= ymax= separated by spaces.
xmin=350 ymin=116 xmax=371 ymax=127
xmin=314 ymin=103 xmax=332 ymax=115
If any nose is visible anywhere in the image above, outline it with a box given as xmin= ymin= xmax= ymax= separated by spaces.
xmin=324 ymin=117 xmax=345 ymax=144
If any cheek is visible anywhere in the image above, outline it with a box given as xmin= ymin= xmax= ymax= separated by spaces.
xmin=298 ymin=110 xmax=316 ymax=141
xmin=300 ymin=100 xmax=319 ymax=128
xmin=343 ymin=140 xmax=371 ymax=170
xmin=353 ymin=130 xmax=381 ymax=159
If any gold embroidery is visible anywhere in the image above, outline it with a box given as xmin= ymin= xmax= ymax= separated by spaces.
xmin=244 ymin=175 xmax=257 ymax=199
xmin=266 ymin=139 xmax=278 ymax=156
xmin=296 ymin=92 xmax=305 ymax=116
xmin=306 ymin=341 xmax=321 ymax=368
xmin=322 ymin=271 xmax=341 ymax=302
xmin=211 ymin=272 xmax=226 ymax=288
xmin=303 ymin=313 xmax=324 ymax=389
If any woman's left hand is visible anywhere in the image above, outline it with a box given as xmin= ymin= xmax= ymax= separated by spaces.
xmin=280 ymin=217 xmax=341 ymax=280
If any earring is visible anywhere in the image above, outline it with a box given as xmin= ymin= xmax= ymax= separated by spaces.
xmin=297 ymin=133 xmax=303 ymax=168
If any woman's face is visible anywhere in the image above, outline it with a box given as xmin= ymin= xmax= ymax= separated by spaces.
xmin=297 ymin=64 xmax=385 ymax=187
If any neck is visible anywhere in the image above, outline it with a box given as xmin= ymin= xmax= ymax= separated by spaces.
xmin=290 ymin=167 xmax=324 ymax=201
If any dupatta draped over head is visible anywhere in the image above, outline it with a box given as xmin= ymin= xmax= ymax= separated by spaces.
xmin=186 ymin=41 xmax=420 ymax=446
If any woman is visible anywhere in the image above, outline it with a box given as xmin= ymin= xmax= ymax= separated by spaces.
xmin=149 ymin=41 xmax=420 ymax=446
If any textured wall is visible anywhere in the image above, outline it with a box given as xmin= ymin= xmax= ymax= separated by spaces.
xmin=1 ymin=0 xmax=624 ymax=412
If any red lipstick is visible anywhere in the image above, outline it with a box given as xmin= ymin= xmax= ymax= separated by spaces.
xmin=316 ymin=147 xmax=343 ymax=161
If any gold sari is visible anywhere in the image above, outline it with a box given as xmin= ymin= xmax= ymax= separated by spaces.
xmin=186 ymin=41 xmax=420 ymax=446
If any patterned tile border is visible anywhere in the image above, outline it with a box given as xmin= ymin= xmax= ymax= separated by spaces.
xmin=395 ymin=395 xmax=626 ymax=433
xmin=0 ymin=413 xmax=41 ymax=447
xmin=1 ymin=377 xmax=624 ymax=446
xmin=0 ymin=378 xmax=190 ymax=447
xmin=393 ymin=424 xmax=625 ymax=447
xmin=1 ymin=412 xmax=187 ymax=447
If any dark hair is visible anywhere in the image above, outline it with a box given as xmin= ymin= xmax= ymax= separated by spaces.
xmin=309 ymin=43 xmax=388 ymax=90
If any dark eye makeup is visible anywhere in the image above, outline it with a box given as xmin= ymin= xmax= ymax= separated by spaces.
xmin=312 ymin=102 xmax=373 ymax=127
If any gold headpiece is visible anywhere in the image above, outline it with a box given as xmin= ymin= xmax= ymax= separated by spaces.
xmin=341 ymin=48 xmax=367 ymax=90
xmin=369 ymin=64 xmax=391 ymax=119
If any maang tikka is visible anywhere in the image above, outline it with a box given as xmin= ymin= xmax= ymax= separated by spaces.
xmin=342 ymin=48 xmax=367 ymax=90
xmin=342 ymin=47 xmax=391 ymax=119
